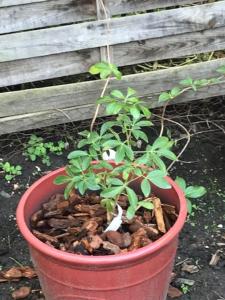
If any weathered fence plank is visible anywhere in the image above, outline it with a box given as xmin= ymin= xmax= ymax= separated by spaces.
xmin=108 ymin=0 xmax=205 ymax=14
xmin=0 ymin=0 xmax=95 ymax=34
xmin=1 ymin=26 xmax=225 ymax=88
xmin=0 ymin=1 xmax=225 ymax=63
xmin=0 ymin=0 xmax=204 ymax=34
xmin=0 ymin=58 xmax=224 ymax=120
xmin=0 ymin=0 xmax=46 ymax=7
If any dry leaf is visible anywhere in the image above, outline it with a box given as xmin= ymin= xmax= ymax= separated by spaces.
xmin=12 ymin=286 xmax=31 ymax=299
xmin=167 ymin=285 xmax=183 ymax=298
xmin=181 ymin=262 xmax=199 ymax=274
xmin=20 ymin=266 xmax=36 ymax=279
xmin=3 ymin=267 xmax=22 ymax=279
xmin=152 ymin=197 xmax=166 ymax=233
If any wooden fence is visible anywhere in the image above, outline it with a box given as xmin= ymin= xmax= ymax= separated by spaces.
xmin=0 ymin=0 xmax=225 ymax=134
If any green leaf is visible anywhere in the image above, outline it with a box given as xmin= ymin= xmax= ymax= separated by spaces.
xmin=134 ymin=168 xmax=143 ymax=177
xmin=179 ymin=77 xmax=193 ymax=86
xmin=175 ymin=176 xmax=186 ymax=191
xmin=5 ymin=174 xmax=13 ymax=181
xmin=159 ymin=92 xmax=171 ymax=102
xmin=158 ymin=149 xmax=177 ymax=161
xmin=150 ymin=153 xmax=167 ymax=172
xmin=89 ymin=62 xmax=112 ymax=79
xmin=64 ymin=181 xmax=75 ymax=199
xmin=185 ymin=186 xmax=207 ymax=199
xmin=108 ymin=178 xmax=124 ymax=186
xmin=132 ymin=129 xmax=148 ymax=143
xmin=101 ymin=198 xmax=115 ymax=212
xmin=103 ymin=139 xmax=120 ymax=149
xmin=77 ymin=181 xmax=86 ymax=195
xmin=81 ymin=156 xmax=91 ymax=171
xmin=106 ymin=102 xmax=123 ymax=115
xmin=124 ymin=145 xmax=134 ymax=161
xmin=86 ymin=180 xmax=101 ymax=191
xmin=138 ymin=200 xmax=154 ymax=210
xmin=136 ymin=154 xmax=148 ymax=165
xmin=186 ymin=198 xmax=193 ymax=214
xmin=127 ymin=87 xmax=136 ymax=97
xmin=216 ymin=65 xmax=225 ymax=74
xmin=130 ymin=106 xmax=140 ymax=120
xmin=126 ymin=187 xmax=138 ymax=207
xmin=94 ymin=161 xmax=113 ymax=170
xmin=141 ymin=178 xmax=151 ymax=197
xmin=68 ymin=150 xmax=88 ymax=160
xmin=147 ymin=170 xmax=171 ymax=189
xmin=110 ymin=64 xmax=122 ymax=80
xmin=111 ymin=90 xmax=124 ymax=99
xmin=126 ymin=205 xmax=136 ymax=220
xmin=170 ymin=87 xmax=181 ymax=98
xmin=115 ymin=145 xmax=125 ymax=163
xmin=54 ymin=175 xmax=71 ymax=185
xmin=140 ymin=105 xmax=151 ymax=118
xmin=100 ymin=186 xmax=124 ymax=198
xmin=100 ymin=121 xmax=116 ymax=135
xmin=152 ymin=136 xmax=169 ymax=150
xmin=135 ymin=120 xmax=153 ymax=127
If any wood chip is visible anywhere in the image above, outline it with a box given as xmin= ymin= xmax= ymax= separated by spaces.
xmin=105 ymin=231 xmax=124 ymax=248
xmin=32 ymin=230 xmax=58 ymax=244
xmin=81 ymin=219 xmax=98 ymax=233
xmin=129 ymin=228 xmax=148 ymax=251
xmin=30 ymin=210 xmax=43 ymax=225
xmin=89 ymin=235 xmax=103 ymax=250
xmin=144 ymin=225 xmax=159 ymax=240
xmin=81 ymin=239 xmax=93 ymax=253
xmin=12 ymin=286 xmax=31 ymax=299
xmin=209 ymin=250 xmax=222 ymax=266
xmin=56 ymin=200 xmax=69 ymax=209
xmin=167 ymin=285 xmax=183 ymax=298
xmin=43 ymin=194 xmax=65 ymax=211
xmin=102 ymin=241 xmax=121 ymax=254
xmin=47 ymin=218 xmax=78 ymax=229
xmin=152 ymin=197 xmax=166 ymax=233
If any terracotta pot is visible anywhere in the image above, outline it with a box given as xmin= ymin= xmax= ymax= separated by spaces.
xmin=16 ymin=165 xmax=187 ymax=300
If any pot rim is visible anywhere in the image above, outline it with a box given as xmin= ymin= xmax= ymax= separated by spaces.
xmin=16 ymin=166 xmax=187 ymax=267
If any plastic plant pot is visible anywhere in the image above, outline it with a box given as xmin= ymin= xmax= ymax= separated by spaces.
xmin=16 ymin=165 xmax=187 ymax=300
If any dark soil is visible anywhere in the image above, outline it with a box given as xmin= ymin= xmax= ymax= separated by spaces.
xmin=0 ymin=115 xmax=225 ymax=299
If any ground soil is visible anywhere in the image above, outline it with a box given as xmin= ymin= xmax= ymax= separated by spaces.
xmin=0 ymin=113 xmax=225 ymax=299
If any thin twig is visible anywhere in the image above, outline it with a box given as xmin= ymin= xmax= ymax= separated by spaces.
xmin=153 ymin=113 xmax=191 ymax=171
xmin=159 ymin=103 xmax=168 ymax=136
xmin=90 ymin=0 xmax=111 ymax=131
xmin=90 ymin=76 xmax=110 ymax=131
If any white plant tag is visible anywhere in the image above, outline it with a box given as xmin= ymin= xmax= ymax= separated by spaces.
xmin=104 ymin=204 xmax=123 ymax=232
xmin=102 ymin=149 xmax=116 ymax=160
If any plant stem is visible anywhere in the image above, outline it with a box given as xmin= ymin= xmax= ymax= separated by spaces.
xmin=90 ymin=77 xmax=110 ymax=131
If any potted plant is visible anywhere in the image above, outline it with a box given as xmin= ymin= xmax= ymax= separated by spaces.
xmin=17 ymin=62 xmax=225 ymax=300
